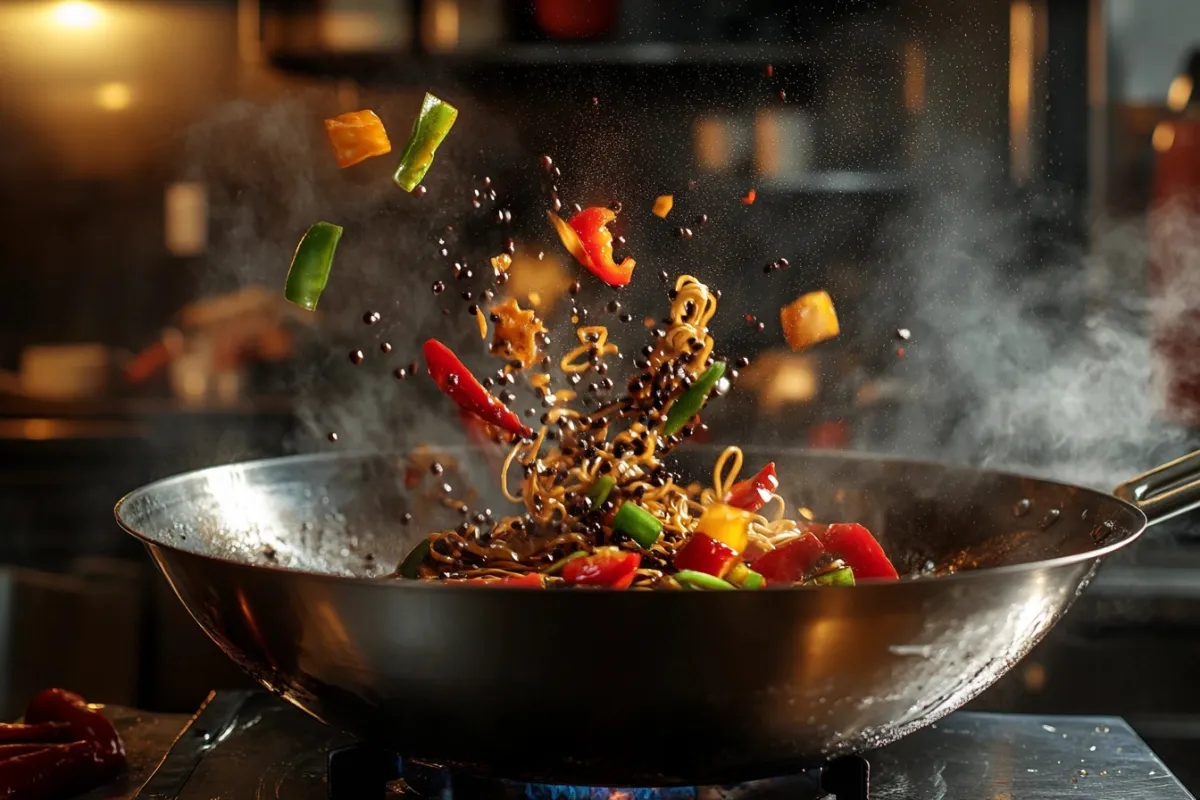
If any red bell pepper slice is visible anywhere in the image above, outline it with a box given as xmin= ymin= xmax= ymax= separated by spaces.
xmin=451 ymin=573 xmax=545 ymax=588
xmin=561 ymin=548 xmax=641 ymax=589
xmin=814 ymin=523 xmax=898 ymax=580
xmin=673 ymin=533 xmax=739 ymax=578
xmin=568 ymin=207 xmax=636 ymax=286
xmin=724 ymin=462 xmax=778 ymax=513
xmin=423 ymin=339 xmax=533 ymax=439
xmin=751 ymin=531 xmax=826 ymax=584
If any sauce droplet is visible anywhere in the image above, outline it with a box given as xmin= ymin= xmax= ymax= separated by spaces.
xmin=349 ymin=350 xmax=364 ymax=365
xmin=327 ymin=432 xmax=339 ymax=443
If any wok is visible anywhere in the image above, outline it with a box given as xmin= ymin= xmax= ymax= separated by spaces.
xmin=114 ymin=447 xmax=1200 ymax=785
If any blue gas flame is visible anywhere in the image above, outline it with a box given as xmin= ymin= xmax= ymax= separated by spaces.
xmin=522 ymin=785 xmax=699 ymax=800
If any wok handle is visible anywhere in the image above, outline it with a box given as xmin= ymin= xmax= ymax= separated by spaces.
xmin=1114 ymin=450 xmax=1200 ymax=526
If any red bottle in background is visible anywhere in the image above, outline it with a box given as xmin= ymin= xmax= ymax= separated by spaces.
xmin=1149 ymin=49 xmax=1200 ymax=425
xmin=534 ymin=0 xmax=617 ymax=39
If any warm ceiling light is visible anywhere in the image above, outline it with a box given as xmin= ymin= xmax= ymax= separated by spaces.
xmin=1167 ymin=75 xmax=1193 ymax=113
xmin=52 ymin=1 xmax=103 ymax=29
xmin=1152 ymin=122 xmax=1176 ymax=153
xmin=95 ymin=82 xmax=131 ymax=111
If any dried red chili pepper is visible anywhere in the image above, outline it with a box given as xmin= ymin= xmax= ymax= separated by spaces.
xmin=0 ymin=723 xmax=72 ymax=744
xmin=24 ymin=689 xmax=126 ymax=777
xmin=0 ymin=741 xmax=103 ymax=799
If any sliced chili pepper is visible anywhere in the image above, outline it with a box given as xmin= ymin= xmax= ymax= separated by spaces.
xmin=423 ymin=339 xmax=533 ymax=439
xmin=561 ymin=548 xmax=641 ymax=589
xmin=695 ymin=501 xmax=753 ymax=553
xmin=675 ymin=570 xmax=737 ymax=591
xmin=0 ymin=741 xmax=103 ymax=800
xmin=25 ymin=689 xmax=125 ymax=777
xmin=813 ymin=523 xmax=898 ymax=580
xmin=725 ymin=462 xmax=778 ymax=513
xmin=324 ymin=109 xmax=392 ymax=168
xmin=0 ymin=723 xmax=72 ymax=744
xmin=393 ymin=93 xmax=458 ymax=192
xmin=673 ymin=533 xmax=739 ymax=579
xmin=284 ymin=222 xmax=343 ymax=311
xmin=566 ymin=207 xmax=636 ymax=286
xmin=611 ymin=502 xmax=662 ymax=548
xmin=812 ymin=566 xmax=856 ymax=586
xmin=751 ymin=532 xmax=827 ymax=584
xmin=662 ymin=361 xmax=726 ymax=436
xmin=587 ymin=475 xmax=615 ymax=508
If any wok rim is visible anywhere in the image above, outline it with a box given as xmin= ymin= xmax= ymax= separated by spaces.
xmin=113 ymin=448 xmax=1147 ymax=593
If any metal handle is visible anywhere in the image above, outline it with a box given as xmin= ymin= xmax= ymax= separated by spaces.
xmin=1113 ymin=450 xmax=1200 ymax=526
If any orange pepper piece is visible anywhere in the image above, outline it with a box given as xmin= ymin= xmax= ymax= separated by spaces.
xmin=324 ymin=110 xmax=392 ymax=169
xmin=781 ymin=290 xmax=840 ymax=351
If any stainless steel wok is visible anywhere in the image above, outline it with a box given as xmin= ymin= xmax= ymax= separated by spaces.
xmin=114 ymin=447 xmax=1200 ymax=785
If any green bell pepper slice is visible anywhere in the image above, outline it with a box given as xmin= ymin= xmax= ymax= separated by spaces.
xmin=662 ymin=361 xmax=727 ymax=436
xmin=284 ymin=221 xmax=343 ymax=311
xmin=587 ymin=475 xmax=616 ymax=508
xmin=393 ymin=92 xmax=458 ymax=192
xmin=812 ymin=566 xmax=856 ymax=586
xmin=675 ymin=570 xmax=737 ymax=591
xmin=611 ymin=502 xmax=662 ymax=548
xmin=398 ymin=537 xmax=431 ymax=579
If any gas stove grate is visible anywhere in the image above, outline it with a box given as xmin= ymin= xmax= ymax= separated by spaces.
xmin=327 ymin=744 xmax=870 ymax=800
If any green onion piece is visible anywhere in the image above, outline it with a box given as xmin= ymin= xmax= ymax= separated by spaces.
xmin=587 ymin=475 xmax=616 ymax=508
xmin=675 ymin=570 xmax=737 ymax=591
xmin=543 ymin=551 xmax=587 ymax=575
xmin=662 ymin=361 xmax=727 ymax=437
xmin=813 ymin=566 xmax=856 ymax=587
xmin=611 ymin=502 xmax=663 ymax=548
xmin=393 ymin=93 xmax=459 ymax=192
xmin=284 ymin=222 xmax=343 ymax=311
xmin=398 ymin=538 xmax=431 ymax=579
xmin=728 ymin=563 xmax=765 ymax=589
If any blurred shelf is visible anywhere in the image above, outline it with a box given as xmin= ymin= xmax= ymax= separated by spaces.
xmin=269 ymin=43 xmax=816 ymax=83
xmin=0 ymin=396 xmax=295 ymax=421
xmin=701 ymin=172 xmax=911 ymax=198
xmin=757 ymin=171 xmax=912 ymax=194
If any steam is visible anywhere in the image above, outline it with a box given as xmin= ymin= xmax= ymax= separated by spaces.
xmin=177 ymin=76 xmax=1200 ymax=498
xmin=180 ymin=85 xmax=530 ymax=461
xmin=863 ymin=147 xmax=1200 ymax=490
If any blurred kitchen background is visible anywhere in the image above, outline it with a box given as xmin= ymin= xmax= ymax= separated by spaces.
xmin=1 ymin=0 xmax=1200 ymax=788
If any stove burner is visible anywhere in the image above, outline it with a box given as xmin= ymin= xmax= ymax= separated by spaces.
xmin=327 ymin=746 xmax=870 ymax=800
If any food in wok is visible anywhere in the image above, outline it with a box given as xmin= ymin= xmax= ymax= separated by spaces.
xmin=398 ymin=273 xmax=897 ymax=590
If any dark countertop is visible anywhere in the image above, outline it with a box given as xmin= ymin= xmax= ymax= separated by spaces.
xmin=89 ymin=691 xmax=1194 ymax=799
xmin=80 ymin=705 xmax=190 ymax=800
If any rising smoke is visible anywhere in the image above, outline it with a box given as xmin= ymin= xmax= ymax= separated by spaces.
xmin=863 ymin=146 xmax=1199 ymax=491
